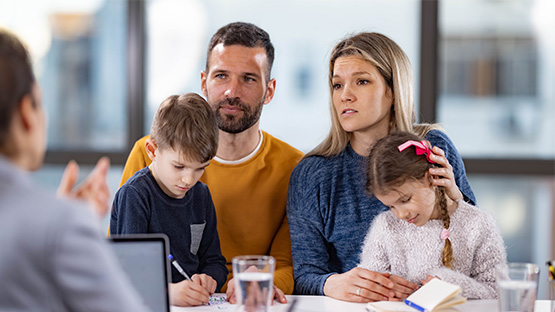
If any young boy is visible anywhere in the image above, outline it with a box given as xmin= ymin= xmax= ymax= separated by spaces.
xmin=110 ymin=93 xmax=228 ymax=307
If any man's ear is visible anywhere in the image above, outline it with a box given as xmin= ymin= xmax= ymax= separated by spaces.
xmin=145 ymin=138 xmax=157 ymax=161
xmin=263 ymin=78 xmax=276 ymax=105
xmin=200 ymin=71 xmax=208 ymax=98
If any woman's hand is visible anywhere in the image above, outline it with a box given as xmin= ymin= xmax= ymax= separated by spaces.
xmin=323 ymin=268 xmax=417 ymax=303
xmin=428 ymin=146 xmax=463 ymax=202
xmin=169 ymin=279 xmax=210 ymax=307
xmin=57 ymin=157 xmax=111 ymax=217
xmin=388 ymin=274 xmax=419 ymax=300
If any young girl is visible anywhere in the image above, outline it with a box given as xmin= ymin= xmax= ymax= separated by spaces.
xmin=359 ymin=131 xmax=507 ymax=299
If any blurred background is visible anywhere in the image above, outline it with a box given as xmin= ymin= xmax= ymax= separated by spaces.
xmin=1 ymin=0 xmax=553 ymax=299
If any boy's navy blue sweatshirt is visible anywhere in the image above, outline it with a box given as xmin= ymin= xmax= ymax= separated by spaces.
xmin=111 ymin=167 xmax=228 ymax=291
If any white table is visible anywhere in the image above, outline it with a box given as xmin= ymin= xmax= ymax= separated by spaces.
xmin=171 ymin=295 xmax=554 ymax=312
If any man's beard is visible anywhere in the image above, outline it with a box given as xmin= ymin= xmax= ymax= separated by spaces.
xmin=214 ymin=97 xmax=263 ymax=134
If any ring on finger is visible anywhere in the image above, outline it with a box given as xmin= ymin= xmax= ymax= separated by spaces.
xmin=356 ymin=287 xmax=361 ymax=296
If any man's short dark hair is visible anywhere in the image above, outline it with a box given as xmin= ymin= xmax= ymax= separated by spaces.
xmin=206 ymin=22 xmax=274 ymax=82
xmin=0 ymin=29 xmax=36 ymax=147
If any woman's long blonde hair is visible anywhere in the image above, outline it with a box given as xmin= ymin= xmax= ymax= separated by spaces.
xmin=306 ymin=32 xmax=439 ymax=158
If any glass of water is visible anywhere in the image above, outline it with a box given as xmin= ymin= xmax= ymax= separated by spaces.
xmin=497 ymin=263 xmax=539 ymax=312
xmin=232 ymin=255 xmax=275 ymax=312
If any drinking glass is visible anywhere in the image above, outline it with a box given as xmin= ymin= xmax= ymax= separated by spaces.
xmin=232 ymin=255 xmax=275 ymax=312
xmin=497 ymin=263 xmax=539 ymax=312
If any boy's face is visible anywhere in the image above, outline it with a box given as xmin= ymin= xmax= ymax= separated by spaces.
xmin=149 ymin=146 xmax=210 ymax=199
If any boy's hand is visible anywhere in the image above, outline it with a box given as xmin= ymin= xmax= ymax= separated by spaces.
xmin=192 ymin=273 xmax=217 ymax=294
xmin=57 ymin=157 xmax=111 ymax=217
xmin=169 ymin=280 xmax=210 ymax=307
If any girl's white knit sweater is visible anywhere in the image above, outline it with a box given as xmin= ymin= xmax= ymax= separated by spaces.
xmin=358 ymin=200 xmax=507 ymax=299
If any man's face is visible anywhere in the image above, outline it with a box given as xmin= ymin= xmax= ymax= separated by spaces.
xmin=201 ymin=44 xmax=275 ymax=134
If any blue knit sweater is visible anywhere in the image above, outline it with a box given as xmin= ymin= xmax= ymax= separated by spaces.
xmin=110 ymin=167 xmax=228 ymax=291
xmin=286 ymin=130 xmax=475 ymax=295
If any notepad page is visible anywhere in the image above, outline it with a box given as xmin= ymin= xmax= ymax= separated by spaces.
xmin=406 ymin=278 xmax=462 ymax=310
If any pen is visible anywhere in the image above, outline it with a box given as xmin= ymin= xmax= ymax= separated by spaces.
xmin=404 ymin=299 xmax=428 ymax=312
xmin=286 ymin=297 xmax=298 ymax=312
xmin=168 ymin=253 xmax=192 ymax=281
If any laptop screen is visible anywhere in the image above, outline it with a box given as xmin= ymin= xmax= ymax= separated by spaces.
xmin=108 ymin=234 xmax=170 ymax=312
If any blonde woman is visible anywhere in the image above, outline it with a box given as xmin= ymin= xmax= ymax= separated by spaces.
xmin=286 ymin=32 xmax=476 ymax=302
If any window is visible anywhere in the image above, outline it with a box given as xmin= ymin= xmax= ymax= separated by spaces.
xmin=144 ymin=0 xmax=422 ymax=153
xmin=435 ymin=0 xmax=555 ymax=299
xmin=0 ymin=0 xmax=129 ymax=160
xmin=438 ymin=0 xmax=554 ymax=159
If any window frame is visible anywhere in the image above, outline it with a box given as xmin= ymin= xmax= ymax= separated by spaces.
xmin=44 ymin=0 xmax=146 ymax=165
xmin=419 ymin=0 xmax=554 ymax=177
xmin=44 ymin=0 xmax=555 ymax=179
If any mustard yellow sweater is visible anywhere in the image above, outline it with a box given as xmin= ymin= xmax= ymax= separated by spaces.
xmin=118 ymin=131 xmax=302 ymax=294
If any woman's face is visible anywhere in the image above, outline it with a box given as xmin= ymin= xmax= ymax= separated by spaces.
xmin=331 ymin=55 xmax=393 ymax=138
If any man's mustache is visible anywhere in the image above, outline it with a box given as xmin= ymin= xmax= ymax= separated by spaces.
xmin=217 ymin=97 xmax=247 ymax=110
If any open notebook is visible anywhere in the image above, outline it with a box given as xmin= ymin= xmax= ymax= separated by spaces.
xmin=366 ymin=278 xmax=466 ymax=312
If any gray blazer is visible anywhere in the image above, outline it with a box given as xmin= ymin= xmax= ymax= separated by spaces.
xmin=0 ymin=156 xmax=150 ymax=312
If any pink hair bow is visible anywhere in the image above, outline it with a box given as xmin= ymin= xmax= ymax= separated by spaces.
xmin=397 ymin=140 xmax=435 ymax=164
xmin=441 ymin=228 xmax=450 ymax=240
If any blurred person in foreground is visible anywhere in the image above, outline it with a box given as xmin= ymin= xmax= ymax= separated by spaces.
xmin=0 ymin=28 xmax=149 ymax=312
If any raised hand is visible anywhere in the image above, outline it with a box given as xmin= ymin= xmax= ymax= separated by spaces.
xmin=57 ymin=157 xmax=111 ymax=217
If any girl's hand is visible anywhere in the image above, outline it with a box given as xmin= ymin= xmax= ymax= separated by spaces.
xmin=421 ymin=275 xmax=439 ymax=285
xmin=323 ymin=268 xmax=417 ymax=303
xmin=192 ymin=273 xmax=217 ymax=294
xmin=169 ymin=279 xmax=210 ymax=306
xmin=427 ymin=146 xmax=463 ymax=202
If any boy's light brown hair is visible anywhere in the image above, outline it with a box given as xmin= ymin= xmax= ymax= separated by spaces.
xmin=150 ymin=93 xmax=218 ymax=163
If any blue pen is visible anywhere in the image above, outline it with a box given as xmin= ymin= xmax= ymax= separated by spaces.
xmin=404 ymin=299 xmax=428 ymax=312
xmin=168 ymin=254 xmax=192 ymax=281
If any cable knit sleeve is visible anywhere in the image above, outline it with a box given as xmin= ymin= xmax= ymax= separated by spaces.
xmin=358 ymin=213 xmax=391 ymax=273
xmin=287 ymin=158 xmax=333 ymax=295
xmin=430 ymin=205 xmax=507 ymax=299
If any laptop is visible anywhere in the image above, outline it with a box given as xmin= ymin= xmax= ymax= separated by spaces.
xmin=108 ymin=234 xmax=171 ymax=312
